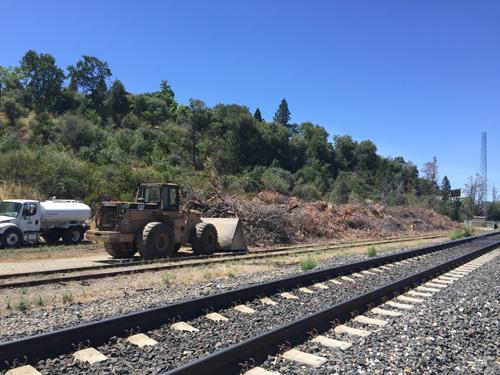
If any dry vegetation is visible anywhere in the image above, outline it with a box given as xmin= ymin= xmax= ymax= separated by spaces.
xmin=190 ymin=190 xmax=460 ymax=246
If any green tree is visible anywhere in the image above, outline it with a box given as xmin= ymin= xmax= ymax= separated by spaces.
xmin=334 ymin=135 xmax=357 ymax=171
xmin=1 ymin=89 xmax=26 ymax=126
xmin=20 ymin=50 xmax=64 ymax=112
xmin=67 ymin=55 xmax=111 ymax=111
xmin=273 ymin=98 xmax=291 ymax=126
xmin=106 ymin=80 xmax=129 ymax=124
xmin=253 ymin=108 xmax=263 ymax=122
xmin=156 ymin=80 xmax=177 ymax=115
xmin=441 ymin=176 xmax=451 ymax=202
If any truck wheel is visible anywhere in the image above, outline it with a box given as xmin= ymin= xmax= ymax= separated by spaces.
xmin=191 ymin=223 xmax=218 ymax=255
xmin=137 ymin=222 xmax=175 ymax=259
xmin=62 ymin=226 xmax=84 ymax=244
xmin=104 ymin=243 xmax=137 ymax=258
xmin=42 ymin=230 xmax=61 ymax=245
xmin=1 ymin=227 xmax=24 ymax=248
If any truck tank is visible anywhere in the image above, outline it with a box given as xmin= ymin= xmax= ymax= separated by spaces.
xmin=40 ymin=200 xmax=91 ymax=225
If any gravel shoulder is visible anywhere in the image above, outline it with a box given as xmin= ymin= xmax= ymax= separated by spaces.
xmin=264 ymin=249 xmax=500 ymax=374
xmin=0 ymin=238 xmax=445 ymax=341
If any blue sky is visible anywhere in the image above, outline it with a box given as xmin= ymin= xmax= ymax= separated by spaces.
xmin=1 ymin=0 xmax=499 ymax=196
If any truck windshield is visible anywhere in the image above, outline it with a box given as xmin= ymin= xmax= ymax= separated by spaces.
xmin=0 ymin=201 xmax=22 ymax=218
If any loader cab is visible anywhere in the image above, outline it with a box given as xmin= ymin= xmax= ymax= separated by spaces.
xmin=136 ymin=184 xmax=179 ymax=211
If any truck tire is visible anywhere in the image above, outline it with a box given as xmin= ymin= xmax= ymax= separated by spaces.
xmin=1 ymin=227 xmax=24 ymax=248
xmin=62 ymin=226 xmax=84 ymax=244
xmin=104 ymin=242 xmax=137 ymax=258
xmin=137 ymin=222 xmax=175 ymax=259
xmin=191 ymin=223 xmax=218 ymax=255
xmin=42 ymin=230 xmax=61 ymax=245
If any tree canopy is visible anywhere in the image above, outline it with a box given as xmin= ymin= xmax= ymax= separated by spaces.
xmin=0 ymin=50 xmax=476 ymax=221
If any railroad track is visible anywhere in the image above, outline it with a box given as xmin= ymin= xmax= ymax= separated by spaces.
xmin=0 ymin=232 xmax=498 ymax=374
xmin=0 ymin=234 xmax=446 ymax=289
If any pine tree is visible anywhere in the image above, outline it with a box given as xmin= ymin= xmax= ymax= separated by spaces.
xmin=253 ymin=108 xmax=262 ymax=122
xmin=441 ymin=175 xmax=451 ymax=201
xmin=273 ymin=99 xmax=291 ymax=126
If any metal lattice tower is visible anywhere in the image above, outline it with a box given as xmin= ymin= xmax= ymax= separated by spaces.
xmin=480 ymin=132 xmax=487 ymax=204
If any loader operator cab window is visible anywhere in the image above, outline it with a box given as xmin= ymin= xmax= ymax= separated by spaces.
xmin=161 ymin=186 xmax=179 ymax=211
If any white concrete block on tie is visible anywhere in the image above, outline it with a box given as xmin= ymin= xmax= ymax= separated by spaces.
xmin=417 ymin=286 xmax=440 ymax=293
xmin=438 ymin=276 xmax=460 ymax=281
xmin=260 ymin=297 xmax=278 ymax=306
xmin=362 ymin=270 xmax=376 ymax=275
xmin=334 ymin=324 xmax=371 ymax=337
xmin=73 ymin=347 xmax=108 ymax=364
xmin=371 ymin=307 xmax=402 ymax=317
xmin=127 ymin=333 xmax=158 ymax=347
xmin=432 ymin=279 xmax=454 ymax=285
xmin=312 ymin=335 xmax=352 ymax=350
xmin=282 ymin=349 xmax=327 ymax=367
xmin=352 ymin=272 xmax=364 ymax=278
xmin=425 ymin=282 xmax=448 ymax=289
xmin=354 ymin=315 xmax=388 ymax=327
xmin=407 ymin=290 xmax=433 ymax=298
xmin=386 ymin=301 xmax=414 ymax=310
xmin=170 ymin=321 xmax=200 ymax=332
xmin=299 ymin=287 xmax=315 ymax=294
xmin=329 ymin=279 xmax=342 ymax=284
xmin=398 ymin=295 xmax=424 ymax=304
xmin=245 ymin=367 xmax=281 ymax=375
xmin=313 ymin=282 xmax=329 ymax=289
xmin=341 ymin=276 xmax=356 ymax=282
xmin=280 ymin=292 xmax=299 ymax=300
xmin=6 ymin=365 xmax=41 ymax=375
xmin=234 ymin=305 xmax=256 ymax=314
xmin=206 ymin=312 xmax=229 ymax=322
xmin=371 ymin=268 xmax=384 ymax=273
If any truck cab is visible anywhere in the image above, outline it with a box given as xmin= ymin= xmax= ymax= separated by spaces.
xmin=0 ymin=200 xmax=43 ymax=246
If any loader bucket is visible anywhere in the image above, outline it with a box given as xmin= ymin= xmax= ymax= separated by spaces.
xmin=200 ymin=217 xmax=247 ymax=251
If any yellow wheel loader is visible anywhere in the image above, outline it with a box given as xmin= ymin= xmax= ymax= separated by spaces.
xmin=86 ymin=183 xmax=246 ymax=259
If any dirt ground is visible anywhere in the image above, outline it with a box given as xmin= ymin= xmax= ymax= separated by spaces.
xmin=0 ymin=236 xmax=447 ymax=315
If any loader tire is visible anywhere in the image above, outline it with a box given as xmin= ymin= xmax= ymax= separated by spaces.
xmin=1 ymin=227 xmax=24 ymax=248
xmin=191 ymin=223 xmax=217 ymax=255
xmin=104 ymin=242 xmax=136 ymax=258
xmin=137 ymin=222 xmax=175 ymax=259
xmin=42 ymin=230 xmax=61 ymax=245
xmin=62 ymin=226 xmax=84 ymax=244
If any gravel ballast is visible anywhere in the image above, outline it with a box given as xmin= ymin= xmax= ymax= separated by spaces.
xmin=24 ymin=237 xmax=499 ymax=374
xmin=263 ymin=251 xmax=500 ymax=374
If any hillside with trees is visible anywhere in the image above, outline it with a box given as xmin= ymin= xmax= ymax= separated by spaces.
xmin=1 ymin=51 xmax=498 ymax=223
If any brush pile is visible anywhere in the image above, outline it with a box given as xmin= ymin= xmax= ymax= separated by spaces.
xmin=186 ymin=190 xmax=459 ymax=247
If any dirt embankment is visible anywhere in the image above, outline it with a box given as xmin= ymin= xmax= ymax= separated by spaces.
xmin=196 ymin=191 xmax=460 ymax=246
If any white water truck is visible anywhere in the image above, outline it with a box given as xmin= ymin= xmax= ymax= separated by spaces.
xmin=0 ymin=199 xmax=91 ymax=248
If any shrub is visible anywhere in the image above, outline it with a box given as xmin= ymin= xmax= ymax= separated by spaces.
xmin=450 ymin=227 xmax=474 ymax=240
xmin=367 ymin=245 xmax=377 ymax=257
xmin=62 ymin=291 xmax=73 ymax=304
xmin=262 ymin=167 xmax=294 ymax=195
xmin=161 ymin=272 xmax=175 ymax=285
xmin=35 ymin=295 xmax=44 ymax=306
xmin=300 ymin=255 xmax=317 ymax=271
xmin=16 ymin=297 xmax=28 ymax=312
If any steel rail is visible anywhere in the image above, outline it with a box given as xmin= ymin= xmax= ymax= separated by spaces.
xmin=0 ymin=234 xmax=447 ymax=289
xmin=166 ymin=240 xmax=500 ymax=375
xmin=0 ymin=232 xmax=497 ymax=370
